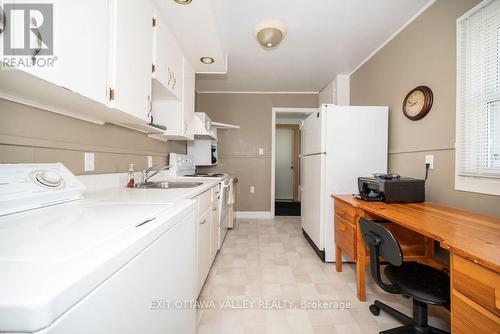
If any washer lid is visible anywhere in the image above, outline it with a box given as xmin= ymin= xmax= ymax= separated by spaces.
xmin=0 ymin=199 xmax=195 ymax=332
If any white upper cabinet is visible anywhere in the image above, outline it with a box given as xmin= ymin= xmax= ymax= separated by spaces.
xmin=0 ymin=0 xmax=109 ymax=107
xmin=0 ymin=0 xmax=199 ymax=139
xmin=150 ymin=57 xmax=195 ymax=141
xmin=153 ymin=13 xmax=183 ymax=100
xmin=107 ymin=0 xmax=153 ymax=122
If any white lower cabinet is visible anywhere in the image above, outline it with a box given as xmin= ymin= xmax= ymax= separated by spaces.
xmin=196 ymin=207 xmax=211 ymax=296
xmin=195 ymin=184 xmax=221 ymax=296
xmin=211 ymin=199 xmax=220 ymax=263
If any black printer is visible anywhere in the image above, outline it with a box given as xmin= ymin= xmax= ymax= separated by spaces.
xmin=358 ymin=174 xmax=425 ymax=203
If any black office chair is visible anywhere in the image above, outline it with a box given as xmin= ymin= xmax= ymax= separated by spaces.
xmin=359 ymin=217 xmax=450 ymax=334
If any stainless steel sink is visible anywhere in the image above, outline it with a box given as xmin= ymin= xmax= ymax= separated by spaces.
xmin=135 ymin=181 xmax=203 ymax=189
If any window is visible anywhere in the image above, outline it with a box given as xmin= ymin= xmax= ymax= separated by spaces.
xmin=456 ymin=0 xmax=500 ymax=196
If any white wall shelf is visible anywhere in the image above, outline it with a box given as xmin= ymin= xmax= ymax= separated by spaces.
xmin=211 ymin=121 xmax=241 ymax=130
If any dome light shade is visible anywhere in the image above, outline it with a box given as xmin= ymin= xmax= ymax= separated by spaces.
xmin=174 ymin=0 xmax=192 ymax=5
xmin=255 ymin=21 xmax=287 ymax=49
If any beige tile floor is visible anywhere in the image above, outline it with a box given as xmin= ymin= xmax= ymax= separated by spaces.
xmin=197 ymin=217 xmax=450 ymax=334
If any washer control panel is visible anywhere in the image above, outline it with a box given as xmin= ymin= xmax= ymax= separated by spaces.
xmin=0 ymin=163 xmax=86 ymax=216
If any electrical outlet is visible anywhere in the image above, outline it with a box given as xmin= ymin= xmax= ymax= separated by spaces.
xmin=425 ymin=155 xmax=434 ymax=169
xmin=259 ymin=148 xmax=264 ymax=155
xmin=147 ymin=156 xmax=153 ymax=168
xmin=84 ymin=152 xmax=95 ymax=172
xmin=250 ymin=186 xmax=255 ymax=194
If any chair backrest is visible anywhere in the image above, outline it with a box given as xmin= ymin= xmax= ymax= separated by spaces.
xmin=359 ymin=217 xmax=403 ymax=293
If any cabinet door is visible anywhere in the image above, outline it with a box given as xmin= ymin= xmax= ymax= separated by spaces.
xmin=6 ymin=0 xmax=108 ymax=105
xmin=182 ymin=57 xmax=195 ymax=138
xmin=164 ymin=26 xmax=183 ymax=99
xmin=210 ymin=199 xmax=220 ymax=261
xmin=197 ymin=208 xmax=212 ymax=296
xmin=108 ymin=0 xmax=153 ymax=121
xmin=153 ymin=13 xmax=182 ymax=99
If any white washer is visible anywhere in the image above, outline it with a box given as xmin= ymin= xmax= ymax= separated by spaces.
xmin=0 ymin=163 xmax=197 ymax=334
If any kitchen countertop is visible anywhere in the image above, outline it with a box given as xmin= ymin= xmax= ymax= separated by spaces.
xmin=79 ymin=173 xmax=220 ymax=203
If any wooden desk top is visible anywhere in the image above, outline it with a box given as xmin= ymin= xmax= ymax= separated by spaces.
xmin=333 ymin=195 xmax=500 ymax=273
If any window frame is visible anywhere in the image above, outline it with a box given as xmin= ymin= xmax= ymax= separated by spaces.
xmin=455 ymin=0 xmax=500 ymax=196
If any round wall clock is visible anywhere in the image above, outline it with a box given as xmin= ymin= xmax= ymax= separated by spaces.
xmin=402 ymin=86 xmax=433 ymax=121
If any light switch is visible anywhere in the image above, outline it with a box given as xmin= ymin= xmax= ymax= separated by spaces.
xmin=259 ymin=148 xmax=264 ymax=156
xmin=425 ymin=155 xmax=434 ymax=170
xmin=147 ymin=156 xmax=153 ymax=168
xmin=250 ymin=186 xmax=255 ymax=194
xmin=84 ymin=152 xmax=95 ymax=172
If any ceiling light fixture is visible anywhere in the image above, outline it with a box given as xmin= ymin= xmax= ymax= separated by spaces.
xmin=200 ymin=57 xmax=215 ymax=64
xmin=174 ymin=0 xmax=192 ymax=5
xmin=255 ymin=21 xmax=287 ymax=49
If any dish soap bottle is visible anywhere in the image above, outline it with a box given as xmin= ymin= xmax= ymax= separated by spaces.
xmin=127 ymin=164 xmax=135 ymax=188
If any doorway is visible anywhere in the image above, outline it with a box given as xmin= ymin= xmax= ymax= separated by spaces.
xmin=275 ymin=125 xmax=300 ymax=201
xmin=272 ymin=109 xmax=314 ymax=217
xmin=272 ymin=108 xmax=316 ymax=217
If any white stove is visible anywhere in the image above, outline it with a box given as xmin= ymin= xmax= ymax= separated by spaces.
xmin=0 ymin=163 xmax=197 ymax=333
xmin=169 ymin=153 xmax=236 ymax=248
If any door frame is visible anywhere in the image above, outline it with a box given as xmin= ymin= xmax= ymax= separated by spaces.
xmin=276 ymin=124 xmax=300 ymax=202
xmin=271 ymin=107 xmax=316 ymax=217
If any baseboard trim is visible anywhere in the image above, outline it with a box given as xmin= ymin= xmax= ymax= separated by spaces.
xmin=302 ymin=229 xmax=326 ymax=262
xmin=235 ymin=211 xmax=273 ymax=219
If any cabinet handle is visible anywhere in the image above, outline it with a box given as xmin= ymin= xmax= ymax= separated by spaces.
xmin=172 ymin=73 xmax=176 ymax=90
xmin=212 ymin=207 xmax=217 ymax=211
xmin=147 ymin=95 xmax=152 ymax=121
xmin=31 ymin=17 xmax=42 ymax=65
xmin=200 ymin=219 xmax=207 ymax=225
xmin=167 ymin=67 xmax=172 ymax=86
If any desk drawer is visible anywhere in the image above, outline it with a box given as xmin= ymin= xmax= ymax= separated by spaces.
xmin=334 ymin=214 xmax=356 ymax=260
xmin=452 ymin=254 xmax=500 ymax=317
xmin=334 ymin=199 xmax=356 ymax=224
xmin=452 ymin=290 xmax=500 ymax=334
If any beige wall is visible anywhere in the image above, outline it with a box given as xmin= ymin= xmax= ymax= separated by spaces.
xmin=0 ymin=99 xmax=186 ymax=174
xmin=351 ymin=0 xmax=500 ymax=216
xmin=196 ymin=93 xmax=318 ymax=211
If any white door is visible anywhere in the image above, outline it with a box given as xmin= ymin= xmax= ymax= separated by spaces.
xmin=276 ymin=128 xmax=294 ymax=200
xmin=300 ymin=154 xmax=325 ymax=251
xmin=108 ymin=0 xmax=153 ymax=121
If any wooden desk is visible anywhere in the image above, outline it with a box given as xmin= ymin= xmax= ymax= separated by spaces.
xmin=332 ymin=195 xmax=500 ymax=333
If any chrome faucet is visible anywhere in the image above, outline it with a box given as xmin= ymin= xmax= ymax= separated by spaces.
xmin=141 ymin=164 xmax=171 ymax=185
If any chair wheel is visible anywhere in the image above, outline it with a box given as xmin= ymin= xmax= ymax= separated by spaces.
xmin=369 ymin=304 xmax=380 ymax=316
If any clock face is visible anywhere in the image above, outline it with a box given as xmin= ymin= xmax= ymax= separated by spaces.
xmin=405 ymin=90 xmax=425 ymax=117
xmin=403 ymin=86 xmax=433 ymax=120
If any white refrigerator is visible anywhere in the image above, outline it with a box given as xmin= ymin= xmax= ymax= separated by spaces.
xmin=300 ymin=104 xmax=388 ymax=262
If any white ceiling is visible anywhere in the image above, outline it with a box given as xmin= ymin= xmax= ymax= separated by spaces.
xmin=154 ymin=0 xmax=227 ymax=73
xmin=196 ymin=0 xmax=433 ymax=92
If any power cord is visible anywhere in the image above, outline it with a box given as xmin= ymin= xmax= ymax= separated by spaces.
xmin=425 ymin=163 xmax=431 ymax=181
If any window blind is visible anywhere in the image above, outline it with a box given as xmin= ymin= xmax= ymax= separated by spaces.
xmin=457 ymin=0 xmax=500 ymax=178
